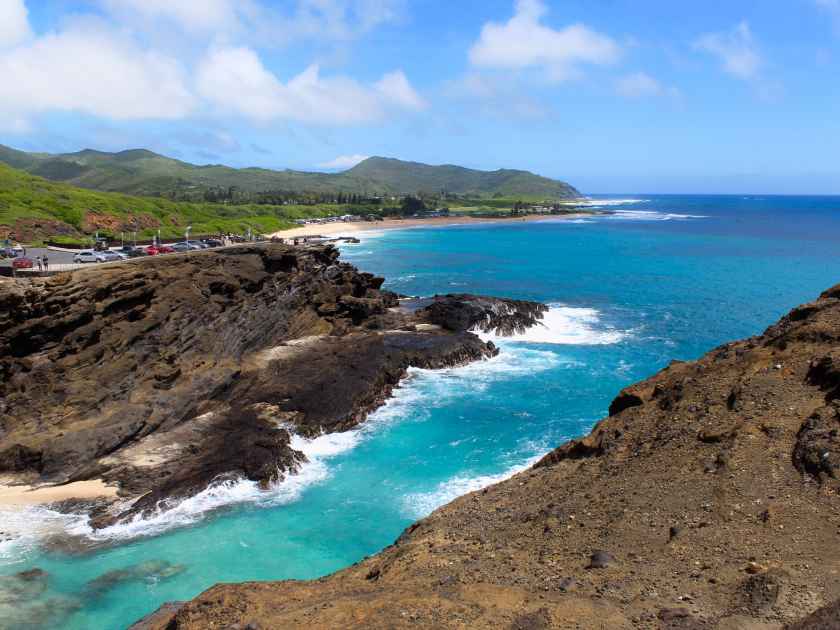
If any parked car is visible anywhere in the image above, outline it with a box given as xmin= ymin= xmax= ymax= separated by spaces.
xmin=144 ymin=246 xmax=160 ymax=256
xmin=186 ymin=240 xmax=207 ymax=249
xmin=202 ymin=239 xmax=223 ymax=248
xmin=73 ymin=250 xmax=107 ymax=263
xmin=109 ymin=250 xmax=129 ymax=260
xmin=12 ymin=256 xmax=34 ymax=269
xmin=100 ymin=251 xmax=122 ymax=262
xmin=119 ymin=246 xmax=147 ymax=258
xmin=170 ymin=242 xmax=193 ymax=252
xmin=157 ymin=245 xmax=175 ymax=254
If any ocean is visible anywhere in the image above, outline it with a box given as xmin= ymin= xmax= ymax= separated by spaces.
xmin=2 ymin=194 xmax=840 ymax=629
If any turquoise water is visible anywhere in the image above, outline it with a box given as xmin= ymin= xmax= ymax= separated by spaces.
xmin=2 ymin=195 xmax=840 ymax=629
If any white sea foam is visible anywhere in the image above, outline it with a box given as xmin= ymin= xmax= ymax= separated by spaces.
xmin=0 ymin=506 xmax=90 ymax=560
xmin=0 ymin=429 xmax=373 ymax=550
xmin=575 ymin=198 xmax=647 ymax=207
xmin=336 ymin=229 xmax=387 ymax=242
xmin=402 ymin=454 xmax=544 ymax=518
xmin=473 ymin=305 xmax=628 ymax=346
xmin=0 ymin=346 xmax=562 ymax=548
xmin=603 ymin=210 xmax=707 ymax=221
xmin=82 ymin=428 xmax=373 ymax=542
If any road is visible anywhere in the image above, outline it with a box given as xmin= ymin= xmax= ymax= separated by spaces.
xmin=0 ymin=247 xmax=79 ymax=269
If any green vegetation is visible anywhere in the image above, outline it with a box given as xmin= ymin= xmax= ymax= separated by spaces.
xmin=346 ymin=157 xmax=578 ymax=198
xmin=0 ymin=145 xmax=580 ymax=200
xmin=0 ymin=163 xmax=357 ymax=243
xmin=0 ymin=147 xmax=584 ymax=244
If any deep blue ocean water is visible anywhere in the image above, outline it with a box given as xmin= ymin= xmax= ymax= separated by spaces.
xmin=2 ymin=195 xmax=840 ymax=629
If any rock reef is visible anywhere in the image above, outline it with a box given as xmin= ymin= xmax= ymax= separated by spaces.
xmin=0 ymin=244 xmax=543 ymax=528
xmin=137 ymin=285 xmax=840 ymax=629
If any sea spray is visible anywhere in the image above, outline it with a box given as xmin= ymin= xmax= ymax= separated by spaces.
xmin=473 ymin=305 xmax=629 ymax=346
xmin=0 ymin=346 xmax=564 ymax=549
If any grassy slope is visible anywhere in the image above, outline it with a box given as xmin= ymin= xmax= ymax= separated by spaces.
xmin=345 ymin=157 xmax=579 ymax=198
xmin=0 ymin=145 xmax=580 ymax=198
xmin=0 ymin=163 xmax=354 ymax=242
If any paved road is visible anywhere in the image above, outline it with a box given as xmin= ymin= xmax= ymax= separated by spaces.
xmin=1 ymin=242 xmax=272 ymax=272
xmin=0 ymin=247 xmax=79 ymax=268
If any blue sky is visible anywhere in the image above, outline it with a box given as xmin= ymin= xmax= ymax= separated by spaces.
xmin=1 ymin=0 xmax=839 ymax=193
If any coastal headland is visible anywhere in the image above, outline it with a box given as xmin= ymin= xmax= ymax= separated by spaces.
xmin=133 ymin=283 xmax=840 ymax=628
xmin=0 ymin=244 xmax=546 ymax=527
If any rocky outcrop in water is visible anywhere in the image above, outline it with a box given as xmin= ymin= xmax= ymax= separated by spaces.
xmin=139 ymin=284 xmax=840 ymax=629
xmin=419 ymin=294 xmax=548 ymax=335
xmin=0 ymin=244 xmax=542 ymax=528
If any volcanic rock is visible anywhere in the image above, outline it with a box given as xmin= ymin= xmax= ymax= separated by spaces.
xmin=138 ymin=284 xmax=840 ymax=628
xmin=0 ymin=244 xmax=544 ymax=529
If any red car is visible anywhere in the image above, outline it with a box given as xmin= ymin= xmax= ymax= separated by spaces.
xmin=144 ymin=245 xmax=175 ymax=255
xmin=12 ymin=256 xmax=34 ymax=269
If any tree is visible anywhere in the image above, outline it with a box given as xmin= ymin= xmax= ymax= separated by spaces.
xmin=400 ymin=196 xmax=426 ymax=216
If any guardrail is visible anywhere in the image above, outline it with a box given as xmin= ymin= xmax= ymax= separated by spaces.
xmin=15 ymin=263 xmax=89 ymax=274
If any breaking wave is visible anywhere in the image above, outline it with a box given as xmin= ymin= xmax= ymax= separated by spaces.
xmin=0 ymin=346 xmax=565 ymax=549
xmin=474 ymin=305 xmax=629 ymax=346
xmin=604 ymin=209 xmax=708 ymax=221
xmin=576 ymin=198 xmax=648 ymax=207
xmin=402 ymin=454 xmax=544 ymax=518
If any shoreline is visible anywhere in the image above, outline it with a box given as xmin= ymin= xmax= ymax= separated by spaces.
xmin=0 ymin=245 xmax=546 ymax=532
xmin=268 ymin=212 xmax=591 ymax=239
xmin=0 ymin=479 xmax=117 ymax=507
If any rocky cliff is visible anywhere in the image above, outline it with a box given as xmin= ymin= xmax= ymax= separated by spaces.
xmin=136 ymin=285 xmax=840 ymax=629
xmin=0 ymin=244 xmax=546 ymax=528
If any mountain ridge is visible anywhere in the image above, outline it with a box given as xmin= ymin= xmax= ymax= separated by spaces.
xmin=0 ymin=144 xmax=580 ymax=199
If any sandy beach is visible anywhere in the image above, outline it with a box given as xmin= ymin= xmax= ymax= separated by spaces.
xmin=0 ymin=479 xmax=117 ymax=507
xmin=268 ymin=213 xmax=590 ymax=239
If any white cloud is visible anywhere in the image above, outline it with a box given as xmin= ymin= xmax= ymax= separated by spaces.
xmin=100 ymin=0 xmax=403 ymax=45
xmin=694 ymin=21 xmax=761 ymax=80
xmin=0 ymin=3 xmax=421 ymax=132
xmin=101 ymin=0 xmax=243 ymax=34
xmin=291 ymin=0 xmax=404 ymax=41
xmin=317 ymin=154 xmax=370 ymax=169
xmin=469 ymin=0 xmax=620 ymax=80
xmin=616 ymin=72 xmax=666 ymax=98
xmin=0 ymin=0 xmax=31 ymax=49
xmin=0 ymin=116 xmax=31 ymax=135
xmin=196 ymin=45 xmax=424 ymax=125
xmin=0 ymin=20 xmax=194 ymax=125
xmin=375 ymin=71 xmax=427 ymax=110
xmin=446 ymin=72 xmax=550 ymax=119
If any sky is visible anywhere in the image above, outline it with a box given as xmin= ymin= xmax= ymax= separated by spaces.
xmin=1 ymin=0 xmax=839 ymax=194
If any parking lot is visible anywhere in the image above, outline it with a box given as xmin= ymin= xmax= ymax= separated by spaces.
xmin=0 ymin=240 xmax=281 ymax=276
xmin=0 ymin=247 xmax=78 ymax=267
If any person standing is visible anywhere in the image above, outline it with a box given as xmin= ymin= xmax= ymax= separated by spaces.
xmin=43 ymin=254 xmax=49 ymax=271
xmin=36 ymin=256 xmax=43 ymax=272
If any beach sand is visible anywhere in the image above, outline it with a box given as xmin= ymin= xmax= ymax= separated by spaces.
xmin=268 ymin=213 xmax=590 ymax=239
xmin=0 ymin=479 xmax=117 ymax=507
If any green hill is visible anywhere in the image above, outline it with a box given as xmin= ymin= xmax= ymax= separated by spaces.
xmin=345 ymin=157 xmax=579 ymax=198
xmin=0 ymin=145 xmax=580 ymax=199
xmin=0 ymin=163 xmax=347 ymax=244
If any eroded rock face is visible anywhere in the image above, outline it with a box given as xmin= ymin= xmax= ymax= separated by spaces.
xmin=0 ymin=244 xmax=542 ymax=528
xmin=419 ymin=294 xmax=548 ymax=335
xmin=140 ymin=284 xmax=840 ymax=629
